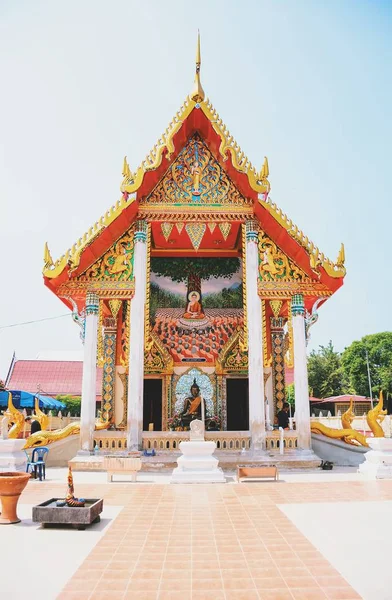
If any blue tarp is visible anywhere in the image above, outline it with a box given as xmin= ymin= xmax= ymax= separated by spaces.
xmin=0 ymin=390 xmax=66 ymax=410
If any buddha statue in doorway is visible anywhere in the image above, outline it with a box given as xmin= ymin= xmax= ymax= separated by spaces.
xmin=180 ymin=379 xmax=206 ymax=428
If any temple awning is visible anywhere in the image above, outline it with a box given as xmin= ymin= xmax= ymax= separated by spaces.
xmin=0 ymin=391 xmax=66 ymax=410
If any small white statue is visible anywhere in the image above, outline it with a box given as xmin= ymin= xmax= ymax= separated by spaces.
xmin=190 ymin=419 xmax=204 ymax=441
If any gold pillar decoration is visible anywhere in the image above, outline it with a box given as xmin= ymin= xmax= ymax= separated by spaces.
xmin=262 ymin=299 xmax=271 ymax=367
xmin=101 ymin=316 xmax=117 ymax=424
xmin=285 ymin=299 xmax=294 ymax=368
xmin=117 ymin=370 xmax=128 ymax=429
xmin=97 ymin=298 xmax=104 ymax=367
xmin=270 ymin=316 xmax=286 ymax=414
xmin=240 ymin=223 xmax=248 ymax=352
xmin=144 ymin=223 xmax=152 ymax=354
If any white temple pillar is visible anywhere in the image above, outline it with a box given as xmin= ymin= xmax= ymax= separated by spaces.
xmin=79 ymin=292 xmax=99 ymax=453
xmin=245 ymin=221 xmax=266 ymax=451
xmin=292 ymin=294 xmax=311 ymax=450
xmin=127 ymin=221 xmax=148 ymax=450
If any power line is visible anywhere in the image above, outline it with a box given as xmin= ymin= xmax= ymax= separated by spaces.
xmin=0 ymin=314 xmax=69 ymax=330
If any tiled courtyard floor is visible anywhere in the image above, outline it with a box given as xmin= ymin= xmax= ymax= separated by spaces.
xmin=5 ymin=471 xmax=392 ymax=600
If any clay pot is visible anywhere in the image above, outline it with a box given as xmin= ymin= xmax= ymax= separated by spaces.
xmin=0 ymin=472 xmax=31 ymax=524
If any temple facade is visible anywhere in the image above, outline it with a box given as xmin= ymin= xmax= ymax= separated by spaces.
xmin=43 ymin=37 xmax=345 ymax=454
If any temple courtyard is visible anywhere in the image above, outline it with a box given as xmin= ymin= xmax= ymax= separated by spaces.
xmin=3 ymin=469 xmax=392 ymax=600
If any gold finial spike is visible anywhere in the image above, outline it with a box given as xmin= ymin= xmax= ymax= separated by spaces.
xmin=122 ymin=156 xmax=131 ymax=180
xmin=260 ymin=156 xmax=269 ymax=180
xmin=44 ymin=242 xmax=54 ymax=268
xmin=336 ymin=243 xmax=345 ymax=266
xmin=190 ymin=30 xmax=205 ymax=103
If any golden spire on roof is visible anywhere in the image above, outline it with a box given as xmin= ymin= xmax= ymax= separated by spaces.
xmin=336 ymin=243 xmax=345 ymax=267
xmin=190 ymin=30 xmax=205 ymax=103
xmin=43 ymin=242 xmax=54 ymax=269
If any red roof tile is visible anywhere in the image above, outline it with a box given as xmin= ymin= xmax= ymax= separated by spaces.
xmin=8 ymin=360 xmax=102 ymax=399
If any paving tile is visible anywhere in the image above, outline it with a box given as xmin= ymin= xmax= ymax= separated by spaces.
xmin=290 ymin=589 xmax=328 ymax=599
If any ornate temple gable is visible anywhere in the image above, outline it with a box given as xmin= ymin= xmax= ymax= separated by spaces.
xmin=216 ymin=329 xmax=248 ymax=374
xmin=56 ymin=228 xmax=136 ymax=301
xmin=257 ymin=229 xmax=331 ymax=300
xmin=142 ymin=134 xmax=252 ymax=208
xmin=79 ymin=227 xmax=135 ymax=282
xmin=43 ymin=37 xmax=344 ymax=299
xmin=258 ymin=230 xmax=313 ymax=283
xmin=144 ymin=332 xmax=174 ymax=375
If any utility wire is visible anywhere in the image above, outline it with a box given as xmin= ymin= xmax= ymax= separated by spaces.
xmin=0 ymin=314 xmax=69 ymax=330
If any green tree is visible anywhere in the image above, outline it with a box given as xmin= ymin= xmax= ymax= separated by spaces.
xmin=307 ymin=341 xmax=349 ymax=399
xmin=56 ymin=395 xmax=81 ymax=416
xmin=151 ymin=257 xmax=240 ymax=309
xmin=341 ymin=332 xmax=392 ymax=397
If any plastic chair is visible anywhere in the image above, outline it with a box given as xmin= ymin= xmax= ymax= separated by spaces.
xmin=29 ymin=447 xmax=49 ymax=481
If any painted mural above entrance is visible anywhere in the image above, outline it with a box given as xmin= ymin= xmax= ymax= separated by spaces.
xmin=150 ymin=257 xmax=243 ymax=364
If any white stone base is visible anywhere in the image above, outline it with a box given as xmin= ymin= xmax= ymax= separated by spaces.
xmin=359 ymin=438 xmax=392 ymax=479
xmin=0 ymin=439 xmax=27 ymax=472
xmin=171 ymin=440 xmax=226 ymax=484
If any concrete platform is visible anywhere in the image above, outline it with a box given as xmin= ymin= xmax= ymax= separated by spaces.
xmin=69 ymin=449 xmax=321 ymax=471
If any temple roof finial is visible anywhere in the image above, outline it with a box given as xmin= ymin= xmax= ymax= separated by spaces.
xmin=190 ymin=30 xmax=205 ymax=103
xmin=336 ymin=243 xmax=345 ymax=267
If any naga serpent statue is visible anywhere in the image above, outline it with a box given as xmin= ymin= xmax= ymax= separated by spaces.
xmin=366 ymin=391 xmax=387 ymax=437
xmin=23 ymin=417 xmax=109 ymax=449
xmin=341 ymin=398 xmax=355 ymax=430
xmin=65 ymin=466 xmax=85 ymax=507
xmin=31 ymin=397 xmax=49 ymax=431
xmin=4 ymin=393 xmax=24 ymax=438
xmin=310 ymin=421 xmax=368 ymax=447
xmin=3 ymin=392 xmax=109 ymax=448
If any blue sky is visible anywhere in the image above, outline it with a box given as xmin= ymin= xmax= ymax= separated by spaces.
xmin=0 ymin=0 xmax=391 ymax=379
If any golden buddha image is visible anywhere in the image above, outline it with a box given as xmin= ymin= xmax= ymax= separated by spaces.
xmin=183 ymin=290 xmax=205 ymax=319
xmin=191 ymin=160 xmax=201 ymax=196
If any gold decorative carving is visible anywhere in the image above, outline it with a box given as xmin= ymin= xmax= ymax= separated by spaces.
xmin=176 ymin=222 xmax=184 ymax=234
xmin=258 ymin=280 xmax=332 ymax=298
xmin=120 ymin=301 xmax=130 ymax=367
xmin=185 ymin=222 xmax=206 ymax=250
xmin=217 ymin=330 xmax=248 ymax=373
xmin=82 ymin=228 xmax=135 ymax=281
xmin=285 ymin=300 xmax=294 ymax=368
xmin=219 ymin=222 xmax=231 ymax=240
xmin=143 ymin=134 xmax=252 ymax=207
xmin=58 ymin=280 xmax=135 ymax=299
xmin=161 ymin=223 xmax=174 ymax=241
xmin=258 ymin=231 xmax=309 ymax=282
xmin=117 ymin=370 xmax=128 ymax=429
xmin=262 ymin=300 xmax=271 ymax=367
xmin=109 ymin=299 xmax=122 ymax=319
xmin=97 ymin=299 xmax=104 ymax=368
xmin=269 ymin=300 xmax=282 ymax=318
xmin=240 ymin=224 xmax=248 ymax=352
xmin=208 ymin=222 xmax=216 ymax=233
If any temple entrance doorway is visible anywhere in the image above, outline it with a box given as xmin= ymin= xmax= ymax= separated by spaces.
xmin=226 ymin=378 xmax=249 ymax=431
xmin=143 ymin=379 xmax=162 ymax=431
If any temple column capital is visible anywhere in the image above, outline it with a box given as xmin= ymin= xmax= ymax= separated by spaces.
xmin=245 ymin=219 xmax=259 ymax=243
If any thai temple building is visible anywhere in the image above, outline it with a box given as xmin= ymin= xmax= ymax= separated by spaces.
xmin=43 ymin=36 xmax=345 ymax=457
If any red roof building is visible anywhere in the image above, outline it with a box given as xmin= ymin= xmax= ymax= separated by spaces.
xmin=6 ymin=359 xmax=102 ymax=400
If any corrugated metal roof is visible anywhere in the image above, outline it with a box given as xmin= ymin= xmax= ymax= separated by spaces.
xmin=7 ymin=360 xmax=102 ymax=399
